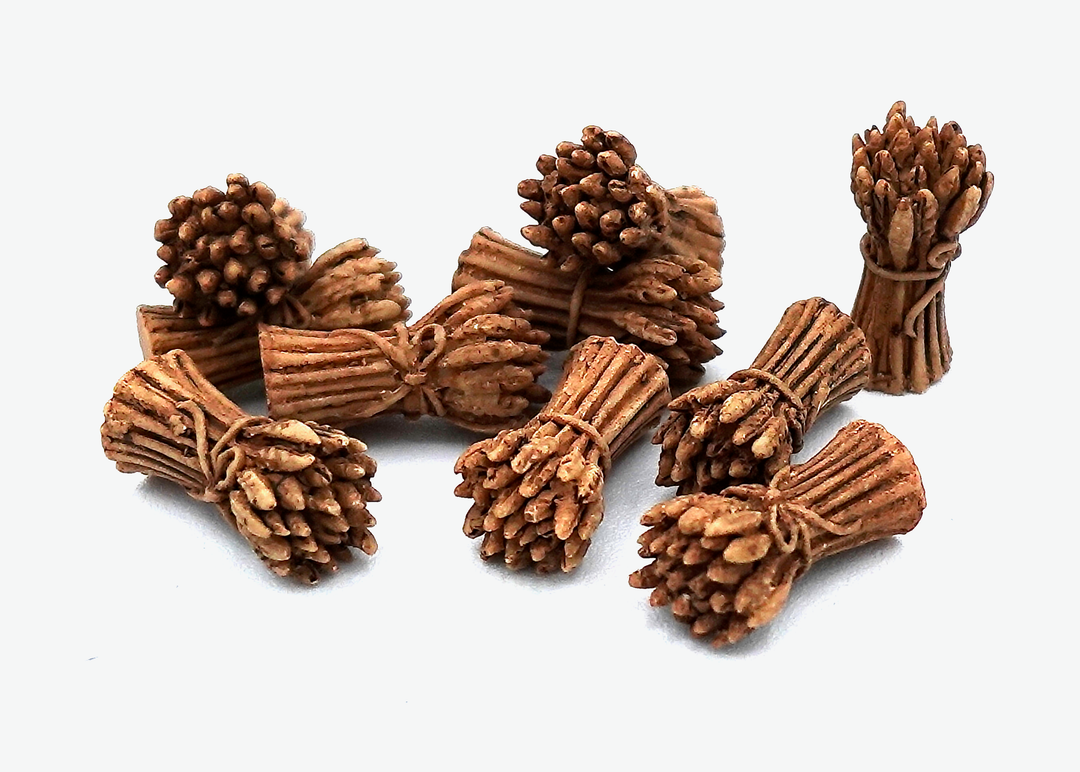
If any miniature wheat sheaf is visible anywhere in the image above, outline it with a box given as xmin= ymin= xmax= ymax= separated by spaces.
xmin=101 ymin=350 xmax=380 ymax=583
xmin=632 ymin=420 xmax=925 ymax=647
xmin=518 ymin=126 xmax=723 ymax=274
xmin=851 ymin=101 xmax=993 ymax=393
xmin=655 ymin=298 xmax=871 ymax=494
xmin=260 ymin=280 xmax=550 ymax=433
xmin=141 ymin=175 xmax=411 ymax=389
xmin=453 ymin=124 xmax=724 ymax=384
xmin=153 ymin=173 xmax=314 ymax=325
xmin=453 ymin=228 xmax=723 ymax=384
xmin=455 ymin=336 xmax=670 ymax=573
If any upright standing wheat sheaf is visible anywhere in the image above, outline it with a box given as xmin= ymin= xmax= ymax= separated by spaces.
xmin=851 ymin=101 xmax=993 ymax=394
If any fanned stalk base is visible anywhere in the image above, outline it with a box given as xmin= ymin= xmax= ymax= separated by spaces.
xmin=655 ymin=298 xmax=870 ymax=494
xmin=101 ymin=350 xmax=381 ymax=583
xmin=260 ymin=280 xmax=549 ymax=433
xmin=456 ymin=336 xmax=670 ymax=573
xmin=137 ymin=306 xmax=262 ymax=389
xmin=662 ymin=186 xmax=726 ymax=271
xmin=632 ymin=420 xmax=925 ymax=647
xmin=139 ymin=239 xmax=411 ymax=390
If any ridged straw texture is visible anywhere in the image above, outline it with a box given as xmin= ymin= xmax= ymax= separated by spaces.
xmin=851 ymin=101 xmax=993 ymax=394
xmin=632 ymin=420 xmax=925 ymax=647
xmin=518 ymin=126 xmax=721 ymax=274
xmin=260 ymin=280 xmax=550 ymax=433
xmin=138 ymin=239 xmax=411 ymax=389
xmin=101 ymin=350 xmax=381 ymax=584
xmin=456 ymin=336 xmax=670 ymax=573
xmin=153 ymin=173 xmax=314 ymax=326
xmin=453 ymin=227 xmax=723 ymax=384
xmin=655 ymin=298 xmax=870 ymax=493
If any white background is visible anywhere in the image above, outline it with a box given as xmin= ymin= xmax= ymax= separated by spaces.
xmin=3 ymin=2 xmax=1076 ymax=769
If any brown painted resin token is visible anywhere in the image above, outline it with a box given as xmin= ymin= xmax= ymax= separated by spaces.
xmin=851 ymin=101 xmax=993 ymax=393
xmin=655 ymin=297 xmax=871 ymax=494
xmin=632 ymin=420 xmax=926 ymax=647
xmin=453 ymin=227 xmax=723 ymax=385
xmin=141 ymin=174 xmax=410 ymax=389
xmin=260 ymin=280 xmax=550 ymax=434
xmin=518 ymin=126 xmax=723 ymax=274
xmin=153 ymin=173 xmax=314 ymax=325
xmin=456 ymin=336 xmax=671 ymax=573
xmin=101 ymin=350 xmax=381 ymax=583
xmin=453 ymin=125 xmax=725 ymax=385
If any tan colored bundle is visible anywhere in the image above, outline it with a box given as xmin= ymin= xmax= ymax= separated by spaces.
xmin=142 ymin=174 xmax=409 ymax=389
xmin=851 ymin=101 xmax=993 ymax=393
xmin=139 ymin=237 xmax=411 ymax=389
xmin=655 ymin=298 xmax=870 ymax=494
xmin=453 ymin=228 xmax=722 ymax=384
xmin=518 ymin=125 xmax=722 ymax=273
xmin=101 ymin=350 xmax=380 ymax=583
xmin=456 ymin=336 xmax=670 ymax=573
xmin=260 ymin=280 xmax=549 ymax=433
xmin=632 ymin=420 xmax=925 ymax=647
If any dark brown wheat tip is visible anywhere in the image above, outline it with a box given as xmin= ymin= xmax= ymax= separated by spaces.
xmin=154 ymin=174 xmax=314 ymax=327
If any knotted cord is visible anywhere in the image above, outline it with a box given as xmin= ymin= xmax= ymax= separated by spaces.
xmin=175 ymin=399 xmax=267 ymax=503
xmin=862 ymin=249 xmax=956 ymax=338
xmin=728 ymin=467 xmax=864 ymax=571
xmin=728 ymin=368 xmax=809 ymax=432
xmin=340 ymin=322 xmax=451 ymax=419
xmin=565 ymin=265 xmax=595 ymax=348
xmin=537 ymin=410 xmax=612 ymax=473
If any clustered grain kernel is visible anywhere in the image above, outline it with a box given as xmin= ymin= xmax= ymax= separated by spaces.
xmin=153 ymin=173 xmax=314 ymax=327
xmin=519 ymin=126 xmax=668 ymax=271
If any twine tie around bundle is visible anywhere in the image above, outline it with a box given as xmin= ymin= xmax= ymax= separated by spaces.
xmin=260 ymin=279 xmax=550 ymax=433
xmin=565 ymin=266 xmax=595 ymax=348
xmin=175 ymin=400 xmax=267 ymax=504
xmin=341 ymin=322 xmax=450 ymax=418
xmin=749 ymin=467 xmax=865 ymax=569
xmin=861 ymin=250 xmax=956 ymax=337
xmin=727 ymin=368 xmax=808 ymax=425
xmin=537 ymin=409 xmax=612 ymax=473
